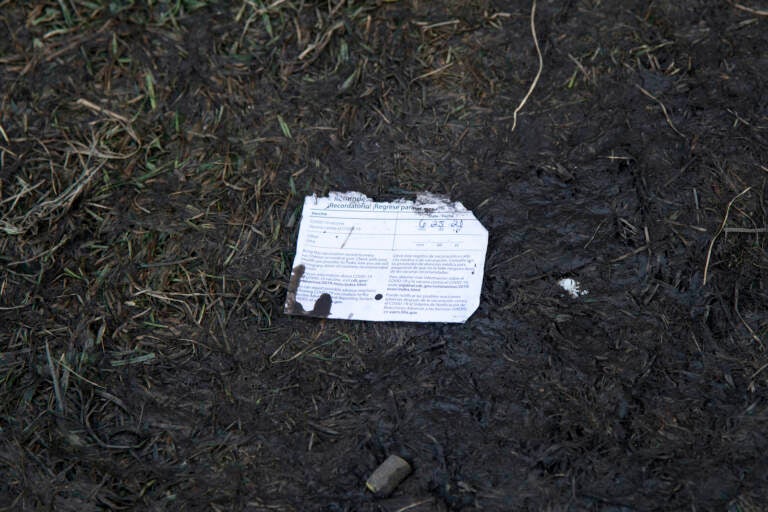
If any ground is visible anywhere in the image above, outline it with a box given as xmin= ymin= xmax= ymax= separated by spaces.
xmin=1 ymin=1 xmax=768 ymax=510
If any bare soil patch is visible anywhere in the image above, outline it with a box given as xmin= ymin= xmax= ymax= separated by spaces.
xmin=2 ymin=1 xmax=768 ymax=510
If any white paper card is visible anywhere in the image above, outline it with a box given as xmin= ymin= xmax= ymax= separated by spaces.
xmin=285 ymin=192 xmax=488 ymax=323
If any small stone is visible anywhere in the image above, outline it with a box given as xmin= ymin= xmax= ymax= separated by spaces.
xmin=365 ymin=454 xmax=412 ymax=497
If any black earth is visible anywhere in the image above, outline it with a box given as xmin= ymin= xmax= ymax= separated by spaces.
xmin=1 ymin=1 xmax=767 ymax=510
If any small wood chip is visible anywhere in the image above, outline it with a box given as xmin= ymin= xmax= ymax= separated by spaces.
xmin=365 ymin=454 xmax=412 ymax=497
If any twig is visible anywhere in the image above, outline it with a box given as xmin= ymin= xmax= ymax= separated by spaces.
xmin=634 ymin=84 xmax=686 ymax=139
xmin=45 ymin=342 xmax=65 ymax=413
xmin=0 ymin=303 xmax=31 ymax=310
xmin=260 ymin=0 xmax=288 ymax=13
xmin=57 ymin=358 xmax=105 ymax=389
xmin=411 ymin=62 xmax=454 ymax=84
xmin=732 ymin=2 xmax=768 ymax=16
xmin=10 ymin=160 xmax=106 ymax=235
xmin=79 ymin=99 xmax=121 ymax=124
xmin=724 ymin=227 xmax=768 ymax=233
xmin=610 ymin=245 xmax=648 ymax=263
xmin=75 ymin=98 xmax=140 ymax=143
xmin=584 ymin=219 xmax=606 ymax=249
xmin=567 ymin=53 xmax=591 ymax=84
xmin=298 ymin=20 xmax=344 ymax=61
xmin=702 ymin=187 xmax=751 ymax=285
xmin=8 ymin=235 xmax=69 ymax=267
xmin=511 ymin=0 xmax=543 ymax=132
xmin=394 ymin=499 xmax=435 ymax=512
xmin=40 ymin=20 xmax=112 ymax=65
xmin=751 ymin=360 xmax=768 ymax=380
xmin=734 ymin=284 xmax=764 ymax=349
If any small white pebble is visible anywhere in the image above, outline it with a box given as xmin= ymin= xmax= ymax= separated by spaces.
xmin=558 ymin=278 xmax=588 ymax=298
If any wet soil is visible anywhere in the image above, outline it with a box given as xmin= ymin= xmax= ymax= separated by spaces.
xmin=1 ymin=1 xmax=768 ymax=510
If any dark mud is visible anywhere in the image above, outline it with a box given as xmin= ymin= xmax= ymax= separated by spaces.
xmin=1 ymin=1 xmax=768 ymax=510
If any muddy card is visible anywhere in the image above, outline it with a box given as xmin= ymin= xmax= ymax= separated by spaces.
xmin=284 ymin=192 xmax=488 ymax=323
